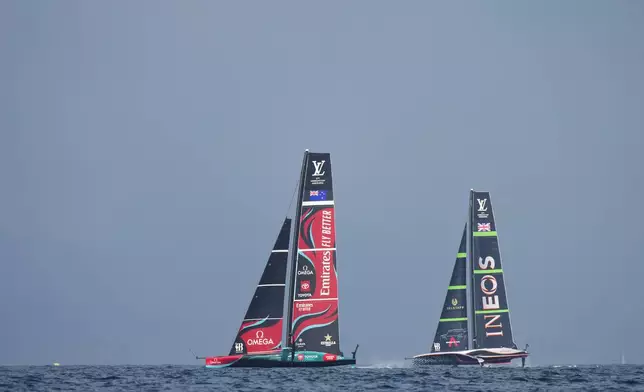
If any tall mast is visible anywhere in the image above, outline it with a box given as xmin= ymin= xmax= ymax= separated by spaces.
xmin=466 ymin=189 xmax=475 ymax=350
xmin=285 ymin=149 xmax=309 ymax=361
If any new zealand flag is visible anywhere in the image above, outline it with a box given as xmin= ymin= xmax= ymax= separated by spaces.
xmin=309 ymin=190 xmax=327 ymax=201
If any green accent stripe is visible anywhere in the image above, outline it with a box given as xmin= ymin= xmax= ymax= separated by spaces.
xmin=473 ymin=269 xmax=503 ymax=274
xmin=448 ymin=285 xmax=466 ymax=290
xmin=456 ymin=252 xmax=467 ymax=258
xmin=439 ymin=317 xmax=468 ymax=322
xmin=473 ymin=231 xmax=497 ymax=237
xmin=475 ymin=309 xmax=509 ymax=315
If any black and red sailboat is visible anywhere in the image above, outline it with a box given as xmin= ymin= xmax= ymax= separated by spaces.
xmin=409 ymin=190 xmax=529 ymax=366
xmin=202 ymin=150 xmax=358 ymax=368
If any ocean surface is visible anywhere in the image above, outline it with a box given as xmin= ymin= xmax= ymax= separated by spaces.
xmin=1 ymin=364 xmax=642 ymax=391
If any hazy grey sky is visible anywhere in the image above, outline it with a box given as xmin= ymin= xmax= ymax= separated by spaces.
xmin=1 ymin=1 xmax=643 ymax=366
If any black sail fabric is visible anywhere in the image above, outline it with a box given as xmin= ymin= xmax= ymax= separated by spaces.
xmin=430 ymin=226 xmax=469 ymax=353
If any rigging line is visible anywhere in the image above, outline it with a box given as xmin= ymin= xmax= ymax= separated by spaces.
xmin=283 ymin=178 xmax=299 ymax=218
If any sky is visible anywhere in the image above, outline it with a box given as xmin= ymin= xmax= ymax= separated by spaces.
xmin=1 ymin=1 xmax=643 ymax=366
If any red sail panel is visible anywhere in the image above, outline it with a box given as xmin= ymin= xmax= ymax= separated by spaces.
xmin=232 ymin=318 xmax=283 ymax=355
xmin=298 ymin=206 xmax=338 ymax=298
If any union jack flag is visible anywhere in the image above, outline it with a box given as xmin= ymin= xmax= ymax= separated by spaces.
xmin=310 ymin=190 xmax=319 ymax=196
xmin=477 ymin=223 xmax=491 ymax=232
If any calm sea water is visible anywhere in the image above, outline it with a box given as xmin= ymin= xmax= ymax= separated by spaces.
xmin=1 ymin=364 xmax=642 ymax=391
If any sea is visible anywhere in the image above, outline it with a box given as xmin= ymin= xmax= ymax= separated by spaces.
xmin=1 ymin=364 xmax=642 ymax=391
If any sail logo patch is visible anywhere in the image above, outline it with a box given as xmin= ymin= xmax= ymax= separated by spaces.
xmin=235 ymin=343 xmax=244 ymax=353
xmin=296 ymin=302 xmax=313 ymax=312
xmin=297 ymin=265 xmax=314 ymax=276
xmin=477 ymin=223 xmax=491 ymax=232
xmin=433 ymin=342 xmax=441 ymax=351
xmin=320 ymin=334 xmax=337 ymax=347
xmin=310 ymin=160 xmax=327 ymax=185
xmin=297 ymin=266 xmax=314 ymax=298
xmin=447 ymin=336 xmax=460 ymax=348
xmin=446 ymin=297 xmax=464 ymax=311
xmin=246 ymin=330 xmax=274 ymax=346
xmin=312 ymin=160 xmax=326 ymax=176
xmin=295 ymin=338 xmax=306 ymax=348
xmin=477 ymin=198 xmax=489 ymax=218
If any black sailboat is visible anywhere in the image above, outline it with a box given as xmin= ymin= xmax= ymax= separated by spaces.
xmin=409 ymin=190 xmax=529 ymax=366
xmin=203 ymin=150 xmax=358 ymax=368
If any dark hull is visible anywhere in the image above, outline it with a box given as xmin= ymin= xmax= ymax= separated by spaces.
xmin=205 ymin=351 xmax=356 ymax=368
xmin=411 ymin=349 xmax=528 ymax=366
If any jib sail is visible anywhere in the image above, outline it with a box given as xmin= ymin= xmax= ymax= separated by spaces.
xmin=431 ymin=226 xmax=469 ymax=353
xmin=228 ymin=218 xmax=291 ymax=355
xmin=289 ymin=152 xmax=342 ymax=356
xmin=470 ymin=191 xmax=516 ymax=350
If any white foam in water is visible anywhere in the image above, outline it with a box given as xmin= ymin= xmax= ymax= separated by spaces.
xmin=357 ymin=359 xmax=410 ymax=369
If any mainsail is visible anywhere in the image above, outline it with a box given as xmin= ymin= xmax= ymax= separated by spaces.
xmin=228 ymin=218 xmax=291 ymax=355
xmin=288 ymin=152 xmax=342 ymax=356
xmin=430 ymin=226 xmax=469 ymax=353
xmin=470 ymin=191 xmax=516 ymax=349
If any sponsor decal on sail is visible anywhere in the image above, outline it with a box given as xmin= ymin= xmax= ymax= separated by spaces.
xmin=296 ymin=302 xmax=313 ymax=312
xmin=295 ymin=338 xmax=306 ymax=349
xmin=297 ymin=266 xmax=314 ymax=298
xmin=477 ymin=222 xmax=491 ymax=232
xmin=320 ymin=334 xmax=337 ymax=347
xmin=310 ymin=160 xmax=326 ymax=185
xmin=298 ymin=265 xmax=314 ymax=276
xmin=447 ymin=336 xmax=460 ymax=348
xmin=478 ymin=256 xmax=504 ymax=337
xmin=476 ymin=198 xmax=489 ymax=219
xmin=246 ymin=330 xmax=274 ymax=346
xmin=446 ymin=297 xmax=464 ymax=311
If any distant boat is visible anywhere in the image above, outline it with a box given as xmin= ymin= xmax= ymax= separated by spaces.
xmin=621 ymin=351 xmax=626 ymax=365
xmin=408 ymin=190 xmax=529 ymax=366
xmin=202 ymin=150 xmax=357 ymax=368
